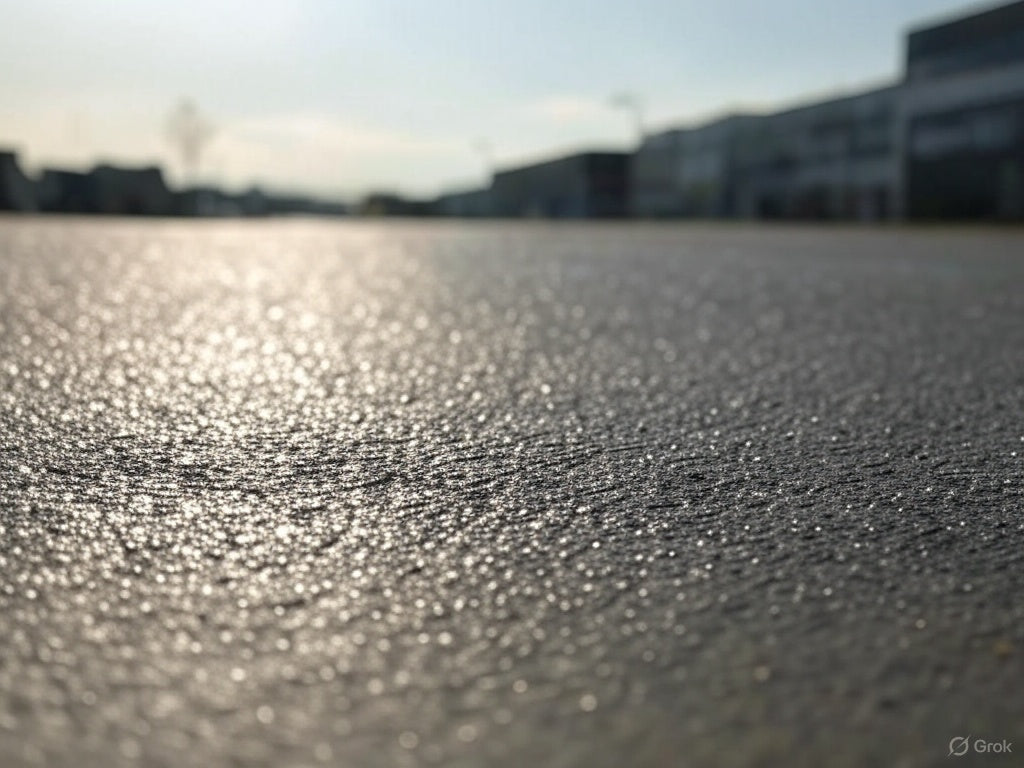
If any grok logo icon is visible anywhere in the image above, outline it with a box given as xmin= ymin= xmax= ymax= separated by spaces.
xmin=949 ymin=737 xmax=971 ymax=757
xmin=949 ymin=736 xmax=1013 ymax=757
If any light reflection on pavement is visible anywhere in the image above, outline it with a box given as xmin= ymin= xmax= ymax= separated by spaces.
xmin=1 ymin=218 xmax=1022 ymax=767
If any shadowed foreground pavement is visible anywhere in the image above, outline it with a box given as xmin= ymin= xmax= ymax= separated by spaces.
xmin=1 ymin=218 xmax=1022 ymax=767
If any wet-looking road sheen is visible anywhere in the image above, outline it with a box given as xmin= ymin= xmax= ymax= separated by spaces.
xmin=1 ymin=218 xmax=1022 ymax=767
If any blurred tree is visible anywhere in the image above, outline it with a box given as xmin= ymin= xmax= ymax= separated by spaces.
xmin=166 ymin=100 xmax=214 ymax=184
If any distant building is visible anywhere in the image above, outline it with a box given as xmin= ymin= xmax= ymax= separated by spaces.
xmin=238 ymin=187 xmax=270 ymax=217
xmin=632 ymin=0 xmax=1023 ymax=222
xmin=491 ymin=152 xmax=630 ymax=219
xmin=433 ymin=186 xmax=492 ymax=217
xmin=901 ymin=0 xmax=1024 ymax=219
xmin=632 ymin=116 xmax=758 ymax=218
xmin=630 ymin=129 xmax=686 ymax=217
xmin=175 ymin=186 xmax=244 ymax=217
xmin=261 ymin=193 xmax=347 ymax=216
xmin=736 ymin=86 xmax=899 ymax=220
xmin=38 ymin=164 xmax=173 ymax=216
xmin=2 ymin=0 xmax=1018 ymax=223
xmin=357 ymin=193 xmax=434 ymax=216
xmin=90 ymin=165 xmax=174 ymax=216
xmin=0 ymin=150 xmax=38 ymax=212
xmin=37 ymin=169 xmax=94 ymax=213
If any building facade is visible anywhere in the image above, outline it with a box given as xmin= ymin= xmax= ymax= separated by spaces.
xmin=491 ymin=152 xmax=629 ymax=219
xmin=630 ymin=128 xmax=687 ymax=217
xmin=433 ymin=186 xmax=492 ymax=217
xmin=90 ymin=165 xmax=174 ymax=216
xmin=37 ymin=165 xmax=174 ymax=216
xmin=631 ymin=116 xmax=759 ymax=218
xmin=631 ymin=0 xmax=1023 ymax=222
xmin=0 ymin=151 xmax=38 ymax=212
xmin=736 ymin=86 xmax=899 ymax=220
xmin=900 ymin=0 xmax=1024 ymax=219
xmin=37 ymin=169 xmax=93 ymax=213
xmin=633 ymin=90 xmax=899 ymax=222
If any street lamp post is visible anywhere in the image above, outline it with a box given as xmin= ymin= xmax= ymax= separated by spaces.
xmin=609 ymin=92 xmax=646 ymax=145
xmin=472 ymin=138 xmax=494 ymax=183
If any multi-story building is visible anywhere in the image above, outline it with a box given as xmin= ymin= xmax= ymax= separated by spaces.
xmin=736 ymin=85 xmax=899 ymax=220
xmin=900 ymin=0 xmax=1024 ymax=219
xmin=632 ymin=0 xmax=1023 ymax=221
xmin=633 ymin=90 xmax=899 ymax=222
xmin=631 ymin=116 xmax=757 ymax=218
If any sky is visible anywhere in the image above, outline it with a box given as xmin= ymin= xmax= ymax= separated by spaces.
xmin=0 ymin=0 xmax=989 ymax=200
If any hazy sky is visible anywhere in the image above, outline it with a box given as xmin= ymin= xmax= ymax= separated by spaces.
xmin=0 ymin=0 xmax=983 ymax=199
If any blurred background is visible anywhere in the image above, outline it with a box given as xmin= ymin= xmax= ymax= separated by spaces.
xmin=0 ymin=0 xmax=1021 ymax=219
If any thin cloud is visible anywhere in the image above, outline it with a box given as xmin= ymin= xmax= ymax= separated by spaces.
xmin=526 ymin=96 xmax=606 ymax=123
xmin=232 ymin=114 xmax=457 ymax=155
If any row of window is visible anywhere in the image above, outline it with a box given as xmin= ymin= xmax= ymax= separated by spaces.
xmin=911 ymin=106 xmax=1020 ymax=157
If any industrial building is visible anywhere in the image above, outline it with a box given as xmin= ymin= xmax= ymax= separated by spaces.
xmin=433 ymin=186 xmax=492 ymax=217
xmin=630 ymin=116 xmax=757 ymax=218
xmin=900 ymin=0 xmax=1024 ymax=219
xmin=736 ymin=85 xmax=899 ymax=220
xmin=631 ymin=0 xmax=1024 ymax=222
xmin=490 ymin=152 xmax=630 ymax=219
xmin=633 ymin=87 xmax=899 ymax=221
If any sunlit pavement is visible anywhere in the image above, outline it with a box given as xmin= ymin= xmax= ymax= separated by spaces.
xmin=1 ymin=217 xmax=1022 ymax=767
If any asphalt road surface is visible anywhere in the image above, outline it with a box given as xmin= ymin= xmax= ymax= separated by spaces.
xmin=1 ymin=217 xmax=1022 ymax=768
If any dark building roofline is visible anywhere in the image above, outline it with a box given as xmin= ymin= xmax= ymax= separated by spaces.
xmin=493 ymin=149 xmax=628 ymax=178
xmin=92 ymin=163 xmax=166 ymax=175
xmin=641 ymin=81 xmax=898 ymax=146
xmin=435 ymin=185 xmax=490 ymax=199
xmin=906 ymin=0 xmax=1024 ymax=46
xmin=642 ymin=112 xmax=757 ymax=139
xmin=40 ymin=168 xmax=90 ymax=180
xmin=765 ymin=81 xmax=899 ymax=118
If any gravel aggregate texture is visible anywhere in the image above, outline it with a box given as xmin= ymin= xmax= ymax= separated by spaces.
xmin=1 ymin=218 xmax=1022 ymax=767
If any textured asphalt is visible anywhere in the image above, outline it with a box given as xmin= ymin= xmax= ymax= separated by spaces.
xmin=0 ymin=217 xmax=1022 ymax=768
